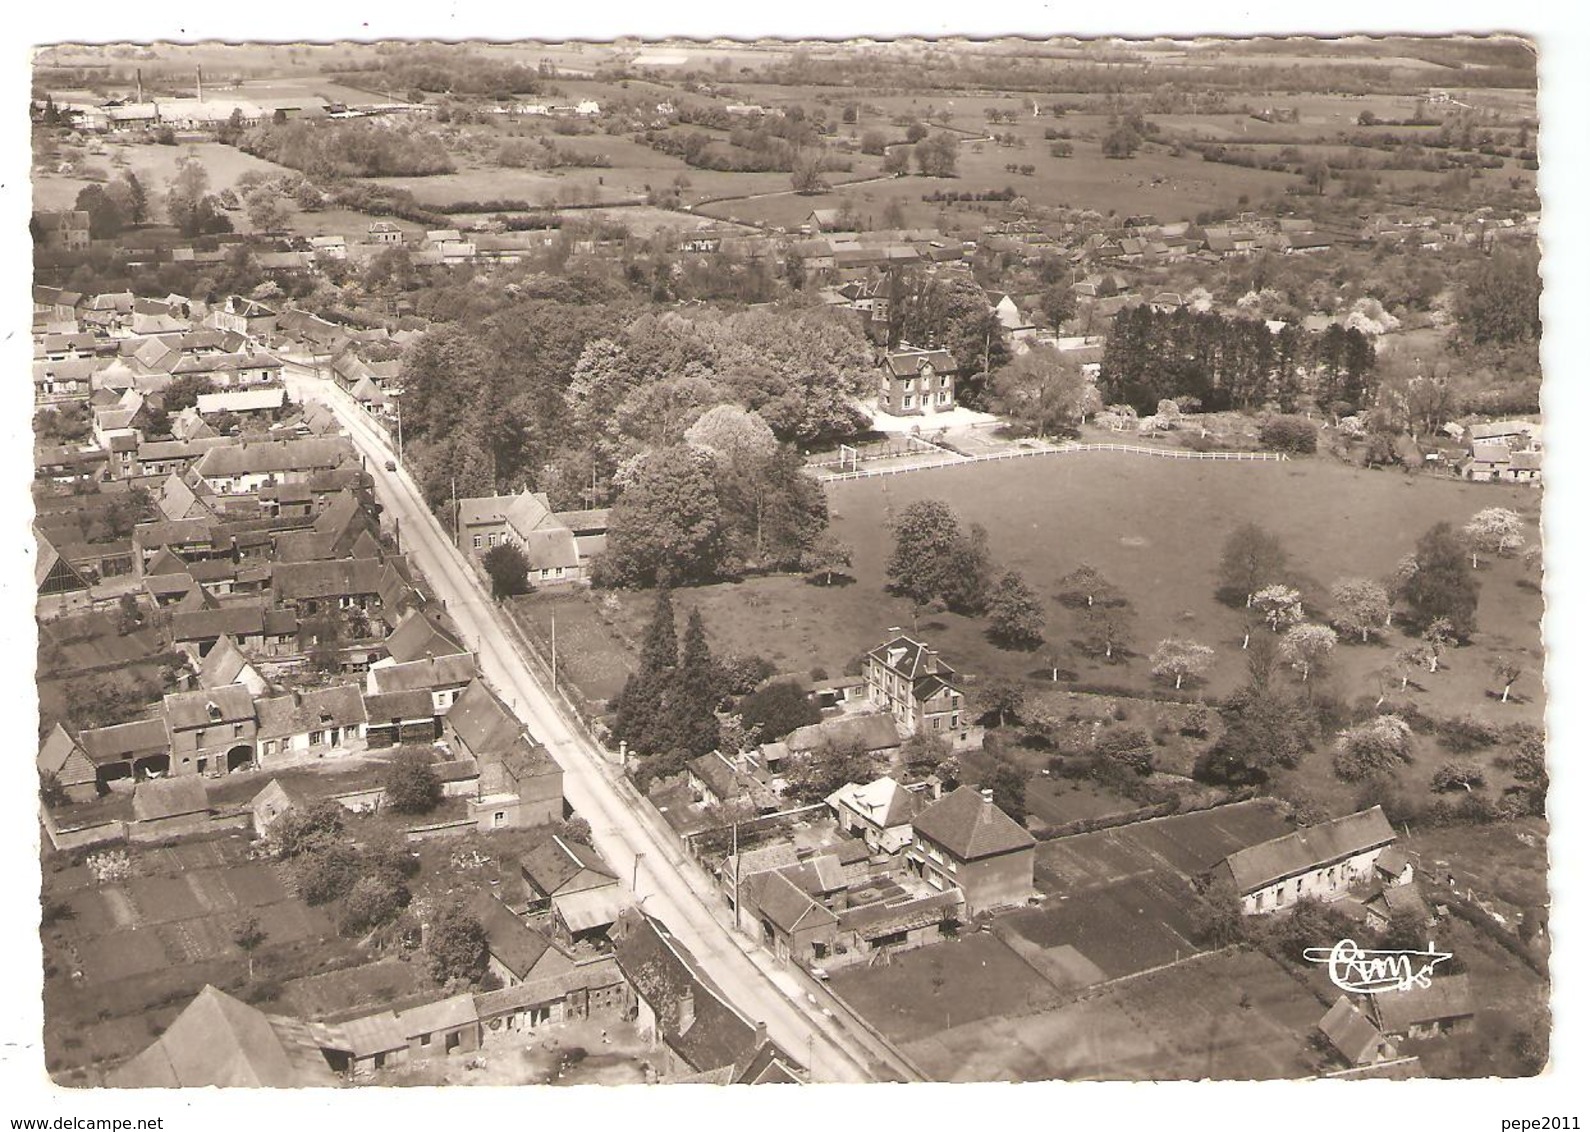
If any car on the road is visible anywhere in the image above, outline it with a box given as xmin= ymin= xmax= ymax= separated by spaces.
xmin=384 ymin=459 xmax=397 ymax=472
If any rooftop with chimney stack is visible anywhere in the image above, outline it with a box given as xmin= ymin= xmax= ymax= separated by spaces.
xmin=911 ymin=784 xmax=1035 ymax=861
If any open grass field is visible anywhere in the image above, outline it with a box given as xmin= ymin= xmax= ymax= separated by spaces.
xmin=1409 ymin=817 xmax=1549 ymax=916
xmin=900 ymin=947 xmax=1326 ymax=1081
xmin=827 ymin=931 xmax=1060 ymax=1045
xmin=33 ymin=139 xmax=296 ymax=210
xmin=537 ymin=453 xmax=1542 ymax=815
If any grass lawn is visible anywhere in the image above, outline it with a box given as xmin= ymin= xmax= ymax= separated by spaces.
xmin=1408 ymin=817 xmax=1550 ymax=916
xmin=899 ymin=947 xmax=1327 ymax=1081
xmin=827 ymin=931 xmax=1059 ymax=1045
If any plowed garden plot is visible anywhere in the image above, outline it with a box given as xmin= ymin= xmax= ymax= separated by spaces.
xmin=219 ymin=862 xmax=292 ymax=907
xmin=78 ymin=929 xmax=168 ymax=984
xmin=121 ymin=876 xmax=206 ymax=925
xmin=827 ymin=933 xmax=1059 ymax=1045
xmin=1002 ymin=875 xmax=1204 ymax=980
xmin=63 ymin=889 xmax=119 ymax=935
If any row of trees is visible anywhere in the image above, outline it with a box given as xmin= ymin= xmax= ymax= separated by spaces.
xmin=1100 ymin=304 xmax=1378 ymax=415
xmin=241 ymin=119 xmax=457 ymax=179
xmin=610 ymin=591 xmax=723 ymax=785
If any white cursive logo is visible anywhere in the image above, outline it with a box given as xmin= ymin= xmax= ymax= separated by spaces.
xmin=1302 ymin=939 xmax=1453 ymax=994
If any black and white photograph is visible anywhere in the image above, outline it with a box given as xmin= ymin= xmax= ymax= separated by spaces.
xmin=4 ymin=5 xmax=1585 ymax=1124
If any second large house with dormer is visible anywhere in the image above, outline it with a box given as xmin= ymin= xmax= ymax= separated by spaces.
xmin=878 ymin=345 xmax=957 ymax=417
xmin=863 ymin=633 xmax=980 ymax=750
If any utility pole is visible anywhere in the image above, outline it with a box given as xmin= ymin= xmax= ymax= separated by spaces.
xmin=550 ymin=611 xmax=557 ymax=688
xmin=395 ymin=398 xmax=403 ymax=465
xmin=732 ymin=820 xmax=741 ymax=931
xmin=631 ymin=851 xmax=646 ymax=894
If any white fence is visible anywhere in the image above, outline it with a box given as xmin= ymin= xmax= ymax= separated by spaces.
xmin=811 ymin=441 xmax=1290 ymax=482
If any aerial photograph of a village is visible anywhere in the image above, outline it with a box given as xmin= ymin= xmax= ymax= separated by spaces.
xmin=18 ymin=25 xmax=1563 ymax=1104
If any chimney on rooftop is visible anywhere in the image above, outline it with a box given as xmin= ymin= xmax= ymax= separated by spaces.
xmin=980 ymin=787 xmax=995 ymax=822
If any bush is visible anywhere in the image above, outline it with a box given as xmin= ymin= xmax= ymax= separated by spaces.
xmin=1437 ymin=715 xmax=1501 ymax=754
xmin=1095 ymin=727 xmax=1154 ymax=775
xmin=339 ymin=874 xmax=409 ymax=937
xmin=294 ymin=845 xmax=360 ymax=905
xmin=1258 ymin=415 xmax=1319 ymax=454
xmin=382 ymin=750 xmax=443 ymax=814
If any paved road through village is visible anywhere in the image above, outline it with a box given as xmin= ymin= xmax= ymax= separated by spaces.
xmin=282 ymin=366 xmax=912 ymax=1084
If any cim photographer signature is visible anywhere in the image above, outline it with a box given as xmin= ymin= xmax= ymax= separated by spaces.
xmin=1303 ymin=939 xmax=1454 ymax=994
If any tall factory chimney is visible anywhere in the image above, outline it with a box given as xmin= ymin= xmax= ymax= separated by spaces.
xmin=196 ymin=67 xmax=203 ymax=103
xmin=136 ymin=68 xmax=143 ymax=103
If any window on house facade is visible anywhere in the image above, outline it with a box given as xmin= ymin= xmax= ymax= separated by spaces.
xmin=487 ymin=533 xmax=498 ymax=547
xmin=472 ymin=535 xmax=483 ymax=549
xmin=309 ymin=730 xmax=324 ymax=745
xmin=264 ymin=740 xmax=277 ymax=755
xmin=903 ymin=395 xmax=913 ymax=408
xmin=233 ymin=723 xmax=244 ymax=737
xmin=939 ymin=392 xmax=949 ymax=404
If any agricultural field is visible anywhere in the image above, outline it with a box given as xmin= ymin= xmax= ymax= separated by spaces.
xmin=897 ymin=947 xmax=1327 ymax=1081
xmin=827 ymin=931 xmax=1061 ymax=1046
xmin=1000 ymin=873 xmax=1205 ymax=980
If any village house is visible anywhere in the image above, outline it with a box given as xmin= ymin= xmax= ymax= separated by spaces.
xmin=685 ymin=751 xmax=780 ymax=814
xmin=366 ymin=652 xmax=478 ymax=716
xmin=106 ymin=985 xmax=342 ymax=1087
xmin=475 ymin=892 xmax=577 ymax=986
xmin=197 ymin=634 xmax=269 ymax=697
xmin=130 ymin=776 xmax=217 ymax=842
xmin=191 ymin=436 xmax=359 ymax=497
xmin=254 ymin=684 xmax=368 ymax=768
xmin=825 ymin=777 xmax=923 ymax=856
xmin=863 ymin=633 xmax=979 ymax=748
xmin=249 ymin=778 xmax=313 ymax=839
xmin=208 ymin=295 xmax=279 ymax=338
xmin=453 ymin=491 xmax=609 ymax=584
xmin=784 ymin=712 xmax=903 ymax=760
xmin=1210 ymin=805 xmax=1398 ymax=915
xmin=38 ymin=723 xmax=99 ymax=803
xmin=471 ymin=734 xmax=565 ymax=831
xmin=611 ymin=908 xmax=795 ymax=1081
xmin=1318 ymin=996 xmax=1397 ymax=1067
xmin=739 ymin=868 xmax=840 ymax=966
xmin=520 ymin=835 xmax=631 ymax=942
xmin=162 ymin=684 xmax=259 ymax=777
xmin=473 ymin=957 xmax=631 ymax=1040
xmin=34 ymin=210 xmax=91 ymax=252
xmin=362 ymin=689 xmax=440 ymax=748
xmin=1369 ymin=974 xmax=1476 ymax=1041
xmin=76 ymin=717 xmax=173 ymax=788
xmin=906 ymin=786 xmax=1035 ymax=913
xmin=878 ymin=345 xmax=957 ymax=417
